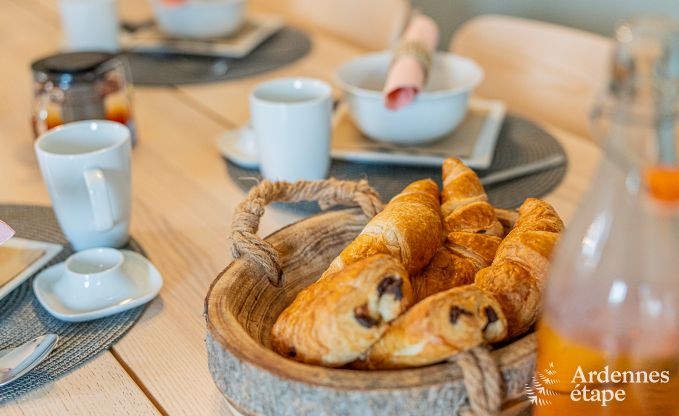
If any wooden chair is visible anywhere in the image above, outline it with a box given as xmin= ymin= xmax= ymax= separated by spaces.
xmin=450 ymin=15 xmax=613 ymax=139
xmin=250 ymin=0 xmax=411 ymax=50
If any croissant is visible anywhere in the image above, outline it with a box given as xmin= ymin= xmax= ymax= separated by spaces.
xmin=360 ymin=285 xmax=507 ymax=369
xmin=324 ymin=179 xmax=442 ymax=277
xmin=411 ymin=247 xmax=475 ymax=301
xmin=441 ymin=158 xmax=504 ymax=236
xmin=412 ymin=158 xmax=503 ymax=301
xmin=475 ymin=198 xmax=564 ymax=338
xmin=271 ymin=254 xmax=413 ymax=367
xmin=362 ymin=199 xmax=562 ymax=369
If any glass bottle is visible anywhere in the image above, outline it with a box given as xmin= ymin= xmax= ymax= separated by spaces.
xmin=534 ymin=16 xmax=679 ymax=416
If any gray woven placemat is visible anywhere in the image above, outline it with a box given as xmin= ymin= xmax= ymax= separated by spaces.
xmin=123 ymin=27 xmax=311 ymax=86
xmin=0 ymin=205 xmax=146 ymax=404
xmin=226 ymin=115 xmax=568 ymax=211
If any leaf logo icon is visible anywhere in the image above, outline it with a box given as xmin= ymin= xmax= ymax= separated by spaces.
xmin=526 ymin=363 xmax=560 ymax=406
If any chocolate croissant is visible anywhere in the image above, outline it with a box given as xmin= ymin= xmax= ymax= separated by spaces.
xmin=324 ymin=179 xmax=442 ymax=277
xmin=412 ymin=158 xmax=503 ymax=301
xmin=360 ymin=285 xmax=507 ymax=369
xmin=475 ymin=198 xmax=564 ymax=338
xmin=270 ymin=254 xmax=413 ymax=367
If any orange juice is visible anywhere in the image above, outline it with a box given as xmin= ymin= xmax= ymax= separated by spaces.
xmin=534 ymin=323 xmax=679 ymax=416
xmin=646 ymin=166 xmax=679 ymax=203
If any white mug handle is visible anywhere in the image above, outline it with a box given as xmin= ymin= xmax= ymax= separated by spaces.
xmin=83 ymin=168 xmax=114 ymax=232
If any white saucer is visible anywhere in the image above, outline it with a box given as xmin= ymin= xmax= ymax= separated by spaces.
xmin=217 ymin=98 xmax=506 ymax=170
xmin=33 ymin=250 xmax=163 ymax=322
xmin=217 ymin=125 xmax=259 ymax=169
xmin=121 ymin=14 xmax=284 ymax=59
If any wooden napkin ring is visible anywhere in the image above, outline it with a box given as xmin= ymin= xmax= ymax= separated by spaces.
xmin=391 ymin=40 xmax=433 ymax=80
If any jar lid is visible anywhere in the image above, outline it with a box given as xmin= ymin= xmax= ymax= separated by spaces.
xmin=31 ymin=52 xmax=117 ymax=83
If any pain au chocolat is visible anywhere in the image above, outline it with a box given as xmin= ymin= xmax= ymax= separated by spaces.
xmin=271 ymin=254 xmax=413 ymax=367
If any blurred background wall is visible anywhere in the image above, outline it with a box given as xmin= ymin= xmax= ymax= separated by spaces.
xmin=413 ymin=0 xmax=679 ymax=48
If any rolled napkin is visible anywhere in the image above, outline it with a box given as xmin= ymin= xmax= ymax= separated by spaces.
xmin=383 ymin=14 xmax=439 ymax=110
xmin=0 ymin=220 xmax=14 ymax=246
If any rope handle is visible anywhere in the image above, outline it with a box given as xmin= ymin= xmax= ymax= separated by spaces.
xmin=230 ymin=179 xmax=384 ymax=287
xmin=454 ymin=346 xmax=504 ymax=416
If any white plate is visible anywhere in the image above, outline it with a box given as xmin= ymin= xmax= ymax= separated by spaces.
xmin=33 ymin=250 xmax=163 ymax=322
xmin=0 ymin=238 xmax=63 ymax=301
xmin=121 ymin=14 xmax=284 ymax=58
xmin=217 ymin=98 xmax=506 ymax=170
xmin=331 ymin=98 xmax=506 ymax=169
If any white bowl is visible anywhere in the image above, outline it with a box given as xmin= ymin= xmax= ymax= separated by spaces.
xmin=336 ymin=52 xmax=484 ymax=144
xmin=150 ymin=0 xmax=246 ymax=39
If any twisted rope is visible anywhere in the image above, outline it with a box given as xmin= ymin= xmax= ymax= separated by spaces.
xmin=455 ymin=346 xmax=504 ymax=416
xmin=230 ymin=179 xmax=384 ymax=287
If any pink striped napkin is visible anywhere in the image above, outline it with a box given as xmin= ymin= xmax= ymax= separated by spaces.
xmin=383 ymin=14 xmax=439 ymax=110
xmin=0 ymin=220 xmax=14 ymax=246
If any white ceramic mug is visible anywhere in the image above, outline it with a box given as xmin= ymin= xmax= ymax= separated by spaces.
xmin=35 ymin=120 xmax=132 ymax=251
xmin=58 ymin=0 xmax=120 ymax=52
xmin=249 ymin=77 xmax=332 ymax=181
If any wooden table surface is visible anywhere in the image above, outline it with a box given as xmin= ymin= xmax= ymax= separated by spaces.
xmin=1 ymin=0 xmax=601 ymax=415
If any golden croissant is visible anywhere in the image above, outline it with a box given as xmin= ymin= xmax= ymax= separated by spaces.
xmin=475 ymin=198 xmax=564 ymax=338
xmin=413 ymin=158 xmax=503 ymax=301
xmin=324 ymin=179 xmax=442 ymax=277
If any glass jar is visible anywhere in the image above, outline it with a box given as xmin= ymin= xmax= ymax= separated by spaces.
xmin=31 ymin=51 xmax=137 ymax=144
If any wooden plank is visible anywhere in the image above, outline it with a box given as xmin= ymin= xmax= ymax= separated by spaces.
xmin=3 ymin=354 xmax=161 ymax=416
xmin=537 ymin=124 xmax=601 ymax=222
xmin=173 ymin=16 xmax=366 ymax=127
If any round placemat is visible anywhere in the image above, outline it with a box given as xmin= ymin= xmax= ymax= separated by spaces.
xmin=0 ymin=205 xmax=147 ymax=404
xmin=123 ymin=27 xmax=312 ymax=86
xmin=225 ymin=115 xmax=568 ymax=211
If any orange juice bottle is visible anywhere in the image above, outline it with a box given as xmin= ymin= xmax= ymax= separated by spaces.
xmin=535 ymin=16 xmax=679 ymax=416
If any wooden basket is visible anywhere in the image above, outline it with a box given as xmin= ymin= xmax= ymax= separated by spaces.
xmin=205 ymin=180 xmax=536 ymax=416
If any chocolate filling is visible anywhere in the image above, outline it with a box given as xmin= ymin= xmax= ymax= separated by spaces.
xmin=449 ymin=306 xmax=473 ymax=324
xmin=482 ymin=306 xmax=499 ymax=332
xmin=287 ymin=346 xmax=297 ymax=357
xmin=377 ymin=276 xmax=403 ymax=300
xmin=354 ymin=303 xmax=379 ymax=328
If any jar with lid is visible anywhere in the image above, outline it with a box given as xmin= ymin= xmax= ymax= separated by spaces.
xmin=31 ymin=51 xmax=137 ymax=144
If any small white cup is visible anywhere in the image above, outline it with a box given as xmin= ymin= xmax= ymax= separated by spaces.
xmin=53 ymin=248 xmax=135 ymax=310
xmin=58 ymin=0 xmax=120 ymax=52
xmin=35 ymin=120 xmax=132 ymax=251
xmin=249 ymin=78 xmax=332 ymax=181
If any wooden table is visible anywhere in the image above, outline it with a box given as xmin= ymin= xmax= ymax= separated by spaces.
xmin=0 ymin=1 xmax=601 ymax=414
